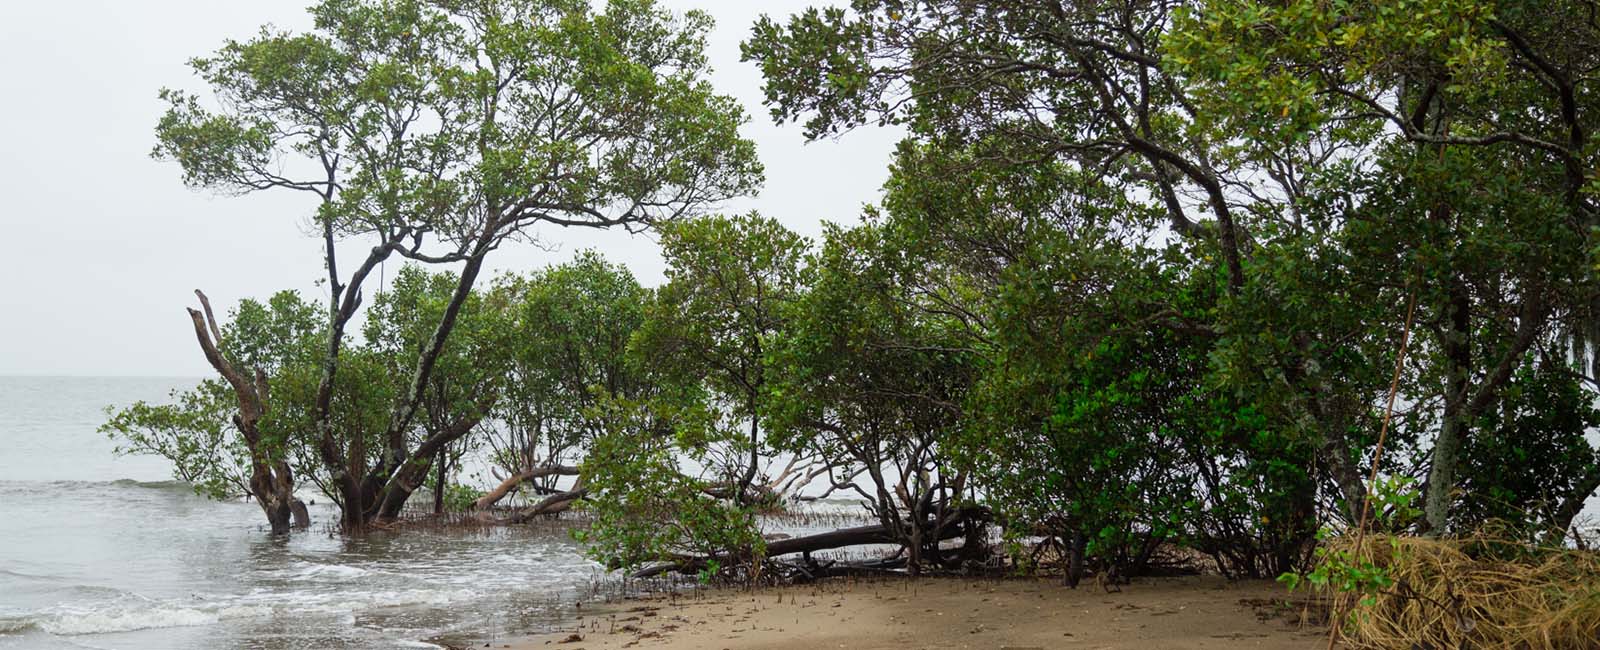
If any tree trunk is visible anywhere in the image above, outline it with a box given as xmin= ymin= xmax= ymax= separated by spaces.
xmin=262 ymin=500 xmax=294 ymax=535
xmin=1287 ymin=336 xmax=1367 ymax=524
xmin=312 ymin=232 xmax=408 ymax=533
xmin=187 ymin=290 xmax=305 ymax=536
xmin=473 ymin=465 xmax=582 ymax=510
xmin=505 ymin=484 xmax=588 ymax=524
xmin=906 ymin=526 xmax=924 ymax=577
xmin=291 ymin=498 xmax=310 ymax=528
xmin=371 ymin=413 xmax=487 ymax=521
xmin=341 ymin=474 xmax=378 ymax=531
xmin=372 ymin=235 xmax=496 ymax=525
xmin=433 ymin=447 xmax=447 ymax=515
xmin=1425 ymin=282 xmax=1473 ymax=534
xmin=1065 ymin=530 xmax=1087 ymax=589
xmin=736 ymin=399 xmax=761 ymax=505
xmin=1277 ymin=469 xmax=1316 ymax=574
xmin=630 ymin=519 xmax=971 ymax=578
xmin=1549 ymin=464 xmax=1600 ymax=541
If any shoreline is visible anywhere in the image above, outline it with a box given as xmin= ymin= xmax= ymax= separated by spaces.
xmin=475 ymin=575 xmax=1327 ymax=650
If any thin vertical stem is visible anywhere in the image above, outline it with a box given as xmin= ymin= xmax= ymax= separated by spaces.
xmin=1326 ymin=292 xmax=1418 ymax=650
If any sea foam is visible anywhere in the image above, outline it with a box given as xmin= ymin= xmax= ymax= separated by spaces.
xmin=10 ymin=603 xmax=272 ymax=636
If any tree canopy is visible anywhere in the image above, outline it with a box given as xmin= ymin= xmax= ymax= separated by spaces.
xmin=140 ymin=0 xmax=761 ymax=530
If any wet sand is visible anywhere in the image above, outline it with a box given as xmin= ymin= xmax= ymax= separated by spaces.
xmin=504 ymin=575 xmax=1327 ymax=649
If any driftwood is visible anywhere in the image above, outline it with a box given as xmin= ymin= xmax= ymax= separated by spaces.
xmin=473 ymin=465 xmax=581 ymax=510
xmin=630 ymin=518 xmax=972 ymax=578
xmin=504 ymin=485 xmax=589 ymax=524
xmin=766 ymin=523 xmax=901 ymax=555
xmin=769 ymin=554 xmax=916 ymax=582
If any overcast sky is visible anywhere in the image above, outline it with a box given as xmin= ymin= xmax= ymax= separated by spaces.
xmin=0 ymin=0 xmax=899 ymax=377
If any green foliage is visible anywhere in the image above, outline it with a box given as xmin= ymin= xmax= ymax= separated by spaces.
xmin=581 ymin=214 xmax=807 ymax=576
xmin=484 ymin=252 xmax=651 ymax=479
xmin=1457 ymin=364 xmax=1600 ymax=532
xmin=1281 ymin=478 xmax=1421 ymax=603
xmin=103 ymin=291 xmax=352 ymax=501
xmin=366 ymin=264 xmax=506 ymax=432
xmin=1282 ymin=535 xmax=1400 ymax=609
xmin=418 ymin=479 xmax=482 ymax=513
xmin=145 ymin=0 xmax=762 ymax=528
xmin=574 ymin=398 xmax=766 ymax=575
xmin=631 ymin=213 xmax=808 ymax=489
xmin=104 ymin=381 xmax=244 ymax=501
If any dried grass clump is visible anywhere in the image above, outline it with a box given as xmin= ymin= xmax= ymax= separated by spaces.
xmin=1325 ymin=533 xmax=1600 ymax=650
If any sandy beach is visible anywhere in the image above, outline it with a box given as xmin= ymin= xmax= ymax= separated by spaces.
xmin=503 ymin=576 xmax=1326 ymax=650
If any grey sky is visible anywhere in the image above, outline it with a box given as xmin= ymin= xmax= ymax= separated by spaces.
xmin=0 ymin=0 xmax=899 ymax=377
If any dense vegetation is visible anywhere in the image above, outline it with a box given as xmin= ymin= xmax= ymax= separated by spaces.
xmin=111 ymin=0 xmax=1599 ymax=596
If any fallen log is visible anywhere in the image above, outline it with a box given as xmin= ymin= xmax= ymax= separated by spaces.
xmin=504 ymin=486 xmax=588 ymax=524
xmin=473 ymin=465 xmax=581 ymax=510
xmin=765 ymin=523 xmax=899 ymax=556
xmin=771 ymin=555 xmax=910 ymax=581
xmin=629 ymin=519 xmax=968 ymax=578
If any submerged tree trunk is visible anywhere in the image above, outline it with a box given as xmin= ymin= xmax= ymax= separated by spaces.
xmin=187 ymin=290 xmax=305 ymax=535
xmin=370 ymin=408 xmax=491 ymax=521
xmin=291 ymin=498 xmax=310 ymax=528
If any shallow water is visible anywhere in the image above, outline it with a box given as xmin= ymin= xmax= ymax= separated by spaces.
xmin=0 ymin=377 xmax=603 ymax=649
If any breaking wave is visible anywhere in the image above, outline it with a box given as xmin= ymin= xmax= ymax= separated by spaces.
xmin=0 ymin=587 xmax=481 ymax=637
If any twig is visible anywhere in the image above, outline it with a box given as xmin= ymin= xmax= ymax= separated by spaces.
xmin=1326 ymin=292 xmax=1419 ymax=650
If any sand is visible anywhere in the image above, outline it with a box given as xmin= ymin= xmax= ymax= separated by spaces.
xmin=503 ymin=575 xmax=1328 ymax=650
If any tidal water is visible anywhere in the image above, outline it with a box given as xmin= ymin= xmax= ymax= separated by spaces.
xmin=0 ymin=376 xmax=601 ymax=650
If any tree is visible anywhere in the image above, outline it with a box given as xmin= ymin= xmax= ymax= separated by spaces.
xmin=1169 ymin=0 xmax=1600 ymax=534
xmin=577 ymin=214 xmax=809 ymax=575
xmin=475 ymin=253 xmax=648 ymax=511
xmin=744 ymin=0 xmax=1250 ymax=291
xmin=768 ymin=222 xmax=980 ymax=575
xmin=154 ymin=0 xmax=761 ymax=529
xmin=630 ymin=213 xmax=810 ymax=504
xmin=741 ymin=1 xmax=1360 ymax=540
xmin=363 ymin=265 xmax=506 ymax=517
xmin=575 ymin=395 xmax=767 ymax=576
xmin=1455 ymin=362 xmax=1600 ymax=535
xmin=103 ymin=291 xmax=342 ymax=533
xmin=747 ymin=0 xmax=1600 ymax=548
xmin=872 ymin=137 xmax=1321 ymax=579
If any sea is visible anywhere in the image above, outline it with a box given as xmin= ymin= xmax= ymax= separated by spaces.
xmin=0 ymin=376 xmax=603 ymax=650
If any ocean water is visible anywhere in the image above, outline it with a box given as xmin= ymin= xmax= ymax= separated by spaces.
xmin=0 ymin=376 xmax=601 ymax=650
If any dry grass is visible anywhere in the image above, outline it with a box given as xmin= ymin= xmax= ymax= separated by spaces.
xmin=1323 ymin=533 xmax=1600 ymax=650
